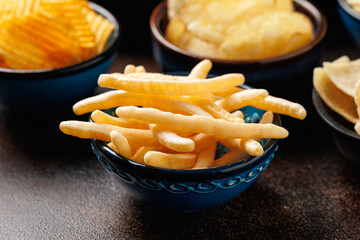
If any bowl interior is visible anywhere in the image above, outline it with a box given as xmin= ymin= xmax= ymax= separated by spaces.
xmin=150 ymin=0 xmax=327 ymax=64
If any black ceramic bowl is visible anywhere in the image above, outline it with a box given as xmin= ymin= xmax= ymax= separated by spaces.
xmin=312 ymin=89 xmax=360 ymax=165
xmin=150 ymin=0 xmax=327 ymax=86
xmin=0 ymin=2 xmax=120 ymax=112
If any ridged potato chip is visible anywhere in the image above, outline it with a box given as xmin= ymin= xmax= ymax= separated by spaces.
xmin=0 ymin=0 xmax=114 ymax=70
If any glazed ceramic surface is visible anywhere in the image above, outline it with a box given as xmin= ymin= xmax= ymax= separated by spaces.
xmin=312 ymin=89 xmax=360 ymax=166
xmin=91 ymin=105 xmax=280 ymax=212
xmin=0 ymin=2 xmax=120 ymax=112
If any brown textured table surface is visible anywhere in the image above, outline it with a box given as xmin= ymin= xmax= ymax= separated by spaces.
xmin=1 ymin=17 xmax=360 ymax=240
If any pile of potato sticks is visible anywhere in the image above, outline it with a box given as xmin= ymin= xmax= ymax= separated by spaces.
xmin=60 ymin=60 xmax=306 ymax=170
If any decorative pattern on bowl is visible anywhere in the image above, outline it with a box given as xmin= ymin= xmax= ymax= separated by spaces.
xmin=91 ymin=105 xmax=280 ymax=212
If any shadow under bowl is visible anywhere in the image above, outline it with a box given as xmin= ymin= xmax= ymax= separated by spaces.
xmin=150 ymin=0 xmax=327 ymax=86
xmin=0 ymin=2 xmax=120 ymax=113
xmin=91 ymin=105 xmax=280 ymax=212
xmin=337 ymin=0 xmax=360 ymax=48
xmin=312 ymin=89 xmax=360 ymax=166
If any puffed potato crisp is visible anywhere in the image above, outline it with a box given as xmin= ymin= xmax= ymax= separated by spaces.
xmin=314 ymin=56 xmax=360 ymax=134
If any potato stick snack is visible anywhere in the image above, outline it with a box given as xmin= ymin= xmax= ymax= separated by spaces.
xmin=213 ymin=148 xmax=249 ymax=167
xmin=188 ymin=59 xmax=212 ymax=79
xmin=249 ymin=95 xmax=307 ymax=120
xmin=98 ymin=73 xmax=245 ymax=95
xmin=110 ymin=130 xmax=132 ymax=159
xmin=216 ymin=89 xmax=269 ymax=111
xmin=60 ymin=60 xmax=306 ymax=170
xmin=191 ymin=133 xmax=217 ymax=152
xmin=73 ymin=90 xmax=211 ymax=116
xmin=259 ymin=111 xmax=274 ymax=124
xmin=115 ymin=106 xmax=289 ymax=139
xmin=149 ymin=124 xmax=195 ymax=152
xmin=193 ymin=140 xmax=217 ymax=169
xmin=190 ymin=97 xmax=245 ymax=123
xmin=231 ymin=110 xmax=244 ymax=119
xmin=124 ymin=64 xmax=136 ymax=74
xmin=135 ymin=65 xmax=146 ymax=73
xmin=91 ymin=110 xmax=149 ymax=129
xmin=132 ymin=146 xmax=159 ymax=164
xmin=144 ymin=151 xmax=197 ymax=169
xmin=59 ymin=120 xmax=158 ymax=147
xmin=220 ymin=138 xmax=263 ymax=156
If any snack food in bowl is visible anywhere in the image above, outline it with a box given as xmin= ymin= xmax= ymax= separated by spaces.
xmin=338 ymin=0 xmax=360 ymax=48
xmin=166 ymin=0 xmax=314 ymax=60
xmin=59 ymin=60 xmax=306 ymax=211
xmin=150 ymin=0 xmax=327 ymax=85
xmin=0 ymin=0 xmax=120 ymax=111
xmin=313 ymin=56 xmax=360 ymax=165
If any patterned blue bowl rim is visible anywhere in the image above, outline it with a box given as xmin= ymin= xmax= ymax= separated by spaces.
xmin=91 ymin=93 xmax=281 ymax=182
xmin=0 ymin=1 xmax=120 ymax=80
xmin=337 ymin=0 xmax=360 ymax=21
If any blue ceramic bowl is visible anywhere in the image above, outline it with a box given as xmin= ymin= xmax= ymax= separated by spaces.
xmin=312 ymin=89 xmax=360 ymax=166
xmin=0 ymin=2 xmax=120 ymax=112
xmin=150 ymin=0 xmax=327 ymax=85
xmin=338 ymin=0 xmax=360 ymax=48
xmin=91 ymin=105 xmax=280 ymax=212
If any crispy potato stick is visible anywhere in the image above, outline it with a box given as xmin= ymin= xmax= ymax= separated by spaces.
xmin=188 ymin=59 xmax=212 ymax=79
xmin=98 ymin=73 xmax=245 ymax=95
xmin=115 ymin=106 xmax=289 ymax=139
xmin=216 ymin=89 xmax=269 ymax=111
xmin=250 ymin=95 xmax=307 ymax=120
xmin=73 ymin=90 xmax=212 ymax=116
xmin=144 ymin=151 xmax=197 ymax=169
xmin=193 ymin=140 xmax=217 ymax=169
xmin=259 ymin=111 xmax=274 ymax=124
xmin=107 ymin=142 xmax=116 ymax=152
xmin=73 ymin=90 xmax=193 ymax=115
xmin=59 ymin=120 xmax=158 ymax=147
xmin=219 ymin=138 xmax=263 ymax=156
xmin=135 ymin=65 xmax=146 ymax=73
xmin=231 ymin=110 xmax=244 ymax=119
xmin=132 ymin=146 xmax=159 ymax=164
xmin=91 ymin=110 xmax=149 ymax=129
xmin=191 ymin=133 xmax=217 ymax=152
xmin=251 ymin=111 xmax=275 ymax=143
xmin=110 ymin=130 xmax=132 ymax=159
xmin=213 ymin=149 xmax=249 ymax=167
xmin=355 ymin=122 xmax=360 ymax=135
xmin=149 ymin=124 xmax=195 ymax=152
xmin=124 ymin=64 xmax=136 ymax=74
xmin=212 ymin=86 xmax=243 ymax=98
xmin=191 ymin=97 xmax=245 ymax=123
